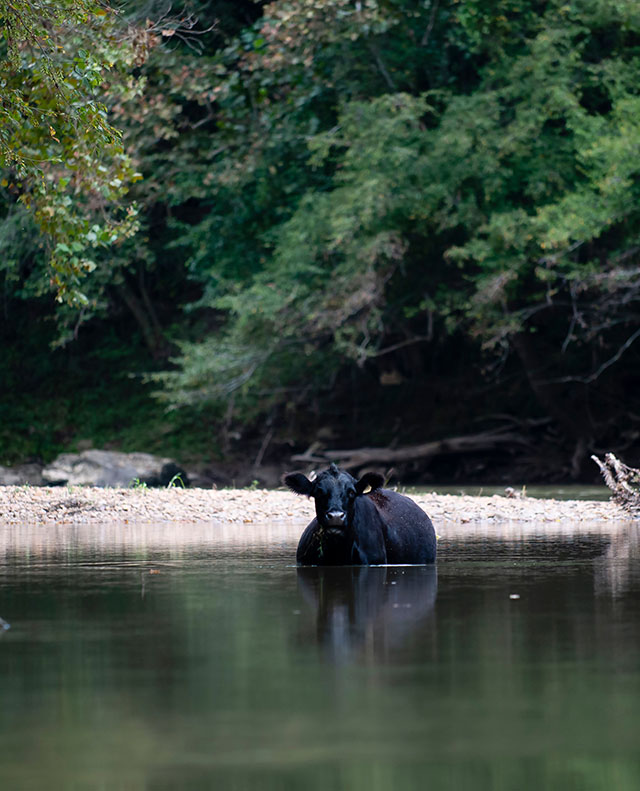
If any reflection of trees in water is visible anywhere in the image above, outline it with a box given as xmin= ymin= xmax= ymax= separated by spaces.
xmin=594 ymin=525 xmax=640 ymax=597
xmin=296 ymin=565 xmax=437 ymax=664
xmin=0 ymin=522 xmax=302 ymax=559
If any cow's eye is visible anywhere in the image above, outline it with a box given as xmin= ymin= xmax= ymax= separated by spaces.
xmin=347 ymin=489 xmax=356 ymax=500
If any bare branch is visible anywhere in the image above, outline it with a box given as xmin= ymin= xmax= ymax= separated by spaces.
xmin=368 ymin=42 xmax=397 ymax=92
xmin=420 ymin=0 xmax=440 ymax=47
xmin=551 ymin=326 xmax=640 ymax=384
xmin=370 ymin=335 xmax=430 ymax=358
xmin=592 ymin=453 xmax=640 ymax=516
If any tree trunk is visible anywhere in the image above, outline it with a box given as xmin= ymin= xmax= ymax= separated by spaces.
xmin=511 ymin=332 xmax=591 ymax=478
xmin=291 ymin=427 xmax=527 ymax=471
xmin=118 ymin=279 xmax=170 ymax=360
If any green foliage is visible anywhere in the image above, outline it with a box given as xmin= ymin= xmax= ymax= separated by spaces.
xmin=443 ymin=1 xmax=640 ymax=348
xmin=5 ymin=0 xmax=640 ymax=470
xmin=154 ymin=0 xmax=640 ymax=443
xmin=0 ymin=0 xmax=142 ymax=306
xmin=152 ymin=0 xmax=466 ymax=416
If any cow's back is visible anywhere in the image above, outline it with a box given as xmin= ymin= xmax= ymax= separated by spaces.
xmin=367 ymin=488 xmax=436 ymax=564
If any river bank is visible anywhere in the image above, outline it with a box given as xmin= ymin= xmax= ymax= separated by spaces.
xmin=0 ymin=485 xmax=628 ymax=525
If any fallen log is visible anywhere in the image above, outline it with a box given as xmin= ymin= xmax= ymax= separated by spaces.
xmin=291 ymin=428 xmax=528 ymax=471
xmin=592 ymin=452 xmax=640 ymax=516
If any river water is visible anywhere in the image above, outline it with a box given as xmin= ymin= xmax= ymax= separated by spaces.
xmin=1 ymin=520 xmax=639 ymax=790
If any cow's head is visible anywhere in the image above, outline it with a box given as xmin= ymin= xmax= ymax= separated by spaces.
xmin=284 ymin=463 xmax=384 ymax=529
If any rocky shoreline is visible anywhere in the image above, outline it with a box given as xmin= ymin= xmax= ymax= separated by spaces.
xmin=0 ymin=485 xmax=629 ymax=525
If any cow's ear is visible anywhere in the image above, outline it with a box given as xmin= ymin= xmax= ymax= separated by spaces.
xmin=355 ymin=472 xmax=384 ymax=495
xmin=283 ymin=472 xmax=315 ymax=496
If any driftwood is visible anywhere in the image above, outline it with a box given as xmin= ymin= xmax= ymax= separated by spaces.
xmin=592 ymin=453 xmax=640 ymax=516
xmin=291 ymin=428 xmax=527 ymax=471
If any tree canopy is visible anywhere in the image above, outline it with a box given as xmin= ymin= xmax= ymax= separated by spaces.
xmin=0 ymin=0 xmax=144 ymax=307
xmin=3 ymin=0 xmax=640 ymax=480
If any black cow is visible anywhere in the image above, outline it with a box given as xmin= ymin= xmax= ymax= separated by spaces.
xmin=284 ymin=463 xmax=437 ymax=565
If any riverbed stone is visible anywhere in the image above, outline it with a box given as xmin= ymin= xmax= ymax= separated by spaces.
xmin=41 ymin=450 xmax=188 ymax=488
xmin=0 ymin=484 xmax=627 ymax=525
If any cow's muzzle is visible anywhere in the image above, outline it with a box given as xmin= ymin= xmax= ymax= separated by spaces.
xmin=325 ymin=510 xmax=346 ymax=527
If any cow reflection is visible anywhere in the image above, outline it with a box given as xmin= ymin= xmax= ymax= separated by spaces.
xmin=296 ymin=565 xmax=437 ymax=663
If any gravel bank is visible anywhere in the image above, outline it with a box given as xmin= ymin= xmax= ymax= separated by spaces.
xmin=0 ymin=485 xmax=628 ymax=525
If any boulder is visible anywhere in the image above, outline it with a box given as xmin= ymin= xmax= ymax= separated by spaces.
xmin=41 ymin=450 xmax=189 ymax=488
xmin=0 ymin=463 xmax=44 ymax=486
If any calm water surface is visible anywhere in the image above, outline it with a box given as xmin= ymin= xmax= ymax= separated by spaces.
xmin=1 ymin=520 xmax=639 ymax=790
